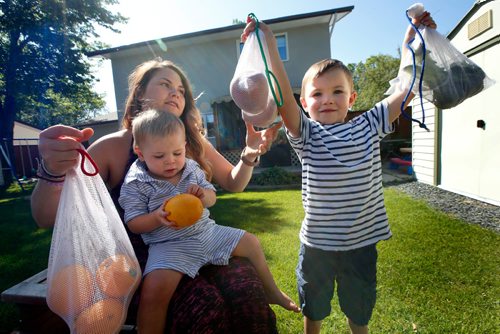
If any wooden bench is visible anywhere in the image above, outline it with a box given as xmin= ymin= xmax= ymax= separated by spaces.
xmin=1 ymin=269 xmax=136 ymax=333
xmin=389 ymin=157 xmax=413 ymax=175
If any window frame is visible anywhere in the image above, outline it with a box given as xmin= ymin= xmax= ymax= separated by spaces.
xmin=236 ymin=32 xmax=289 ymax=62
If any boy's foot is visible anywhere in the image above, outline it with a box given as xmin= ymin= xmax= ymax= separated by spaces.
xmin=267 ymin=289 xmax=301 ymax=312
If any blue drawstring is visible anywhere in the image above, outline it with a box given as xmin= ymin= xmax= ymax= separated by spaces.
xmin=401 ymin=10 xmax=429 ymax=132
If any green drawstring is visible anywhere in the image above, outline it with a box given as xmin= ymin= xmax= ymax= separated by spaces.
xmin=247 ymin=13 xmax=283 ymax=107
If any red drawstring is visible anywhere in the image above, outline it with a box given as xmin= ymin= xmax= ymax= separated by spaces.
xmin=76 ymin=148 xmax=99 ymax=176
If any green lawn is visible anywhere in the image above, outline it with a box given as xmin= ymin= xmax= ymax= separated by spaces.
xmin=0 ymin=184 xmax=498 ymax=333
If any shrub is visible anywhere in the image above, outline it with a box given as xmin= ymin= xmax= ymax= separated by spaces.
xmin=251 ymin=166 xmax=301 ymax=186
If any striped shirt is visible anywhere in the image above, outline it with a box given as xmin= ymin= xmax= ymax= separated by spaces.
xmin=119 ymin=158 xmax=216 ymax=245
xmin=287 ymin=101 xmax=393 ymax=251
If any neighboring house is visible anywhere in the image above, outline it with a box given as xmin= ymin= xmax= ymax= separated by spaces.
xmin=411 ymin=0 xmax=499 ymax=205
xmin=75 ymin=111 xmax=120 ymax=145
xmin=88 ymin=7 xmax=353 ymax=160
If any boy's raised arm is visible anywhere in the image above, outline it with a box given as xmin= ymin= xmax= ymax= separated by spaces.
xmin=386 ymin=11 xmax=437 ymax=123
xmin=242 ymin=19 xmax=301 ymax=138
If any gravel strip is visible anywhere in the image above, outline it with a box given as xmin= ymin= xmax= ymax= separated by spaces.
xmin=387 ymin=181 xmax=500 ymax=233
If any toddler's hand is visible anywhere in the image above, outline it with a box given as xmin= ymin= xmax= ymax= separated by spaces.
xmin=157 ymin=203 xmax=180 ymax=229
xmin=186 ymin=184 xmax=205 ymax=200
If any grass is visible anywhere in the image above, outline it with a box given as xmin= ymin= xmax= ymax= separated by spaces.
xmin=0 ymin=183 xmax=53 ymax=332
xmin=0 ymin=184 xmax=498 ymax=333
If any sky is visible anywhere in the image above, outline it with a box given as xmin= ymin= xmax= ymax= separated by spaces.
xmin=93 ymin=0 xmax=477 ymax=113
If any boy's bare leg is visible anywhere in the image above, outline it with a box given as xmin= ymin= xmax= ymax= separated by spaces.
xmin=137 ymin=269 xmax=183 ymax=334
xmin=232 ymin=232 xmax=300 ymax=312
xmin=304 ymin=317 xmax=321 ymax=334
xmin=348 ymin=318 xmax=368 ymax=334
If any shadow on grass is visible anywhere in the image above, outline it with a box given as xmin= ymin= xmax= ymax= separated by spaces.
xmin=210 ymin=191 xmax=297 ymax=234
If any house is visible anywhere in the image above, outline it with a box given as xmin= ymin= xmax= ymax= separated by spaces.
xmin=0 ymin=121 xmax=41 ymax=185
xmin=75 ymin=111 xmax=119 ymax=145
xmin=88 ymin=7 xmax=354 ymax=161
xmin=411 ymin=0 xmax=499 ymax=205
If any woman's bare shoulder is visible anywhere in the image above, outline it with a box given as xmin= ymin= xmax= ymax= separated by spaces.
xmin=90 ymin=129 xmax=131 ymax=152
xmin=88 ymin=129 xmax=133 ymax=186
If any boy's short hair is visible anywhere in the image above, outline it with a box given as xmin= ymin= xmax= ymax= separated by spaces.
xmin=132 ymin=109 xmax=185 ymax=148
xmin=300 ymin=59 xmax=354 ymax=98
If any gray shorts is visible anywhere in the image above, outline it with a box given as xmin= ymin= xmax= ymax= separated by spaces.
xmin=296 ymin=243 xmax=378 ymax=326
xmin=145 ymin=224 xmax=245 ymax=278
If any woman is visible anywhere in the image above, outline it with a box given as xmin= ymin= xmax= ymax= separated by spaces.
xmin=31 ymin=59 xmax=281 ymax=332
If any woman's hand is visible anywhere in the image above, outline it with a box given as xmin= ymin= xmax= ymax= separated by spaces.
xmin=38 ymin=125 xmax=94 ymax=175
xmin=244 ymin=122 xmax=282 ymax=160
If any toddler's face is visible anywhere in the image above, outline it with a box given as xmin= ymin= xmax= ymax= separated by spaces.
xmin=136 ymin=130 xmax=186 ymax=181
xmin=300 ymin=68 xmax=356 ymax=125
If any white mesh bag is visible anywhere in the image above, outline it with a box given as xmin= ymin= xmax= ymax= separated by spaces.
xmin=230 ymin=26 xmax=279 ymax=128
xmin=46 ymin=147 xmax=141 ymax=333
xmin=387 ymin=3 xmax=495 ymax=110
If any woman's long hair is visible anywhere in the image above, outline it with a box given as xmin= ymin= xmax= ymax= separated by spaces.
xmin=123 ymin=59 xmax=212 ymax=180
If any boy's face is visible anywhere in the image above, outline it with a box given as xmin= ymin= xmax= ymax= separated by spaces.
xmin=300 ymin=68 xmax=357 ymax=125
xmin=135 ymin=130 xmax=186 ymax=180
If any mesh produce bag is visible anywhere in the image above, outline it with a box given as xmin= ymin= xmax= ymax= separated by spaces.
xmin=230 ymin=14 xmax=282 ymax=128
xmin=388 ymin=3 xmax=495 ymax=111
xmin=46 ymin=147 xmax=141 ymax=333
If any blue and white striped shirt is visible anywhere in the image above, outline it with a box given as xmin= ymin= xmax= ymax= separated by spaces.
xmin=287 ymin=101 xmax=393 ymax=251
xmin=119 ymin=158 xmax=216 ymax=245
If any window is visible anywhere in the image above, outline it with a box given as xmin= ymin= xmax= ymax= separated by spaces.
xmin=202 ymin=113 xmax=217 ymax=147
xmin=275 ymin=33 xmax=288 ymax=61
xmin=236 ymin=32 xmax=288 ymax=61
xmin=202 ymin=113 xmax=216 ymax=141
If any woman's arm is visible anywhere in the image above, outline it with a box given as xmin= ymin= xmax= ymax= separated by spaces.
xmin=205 ymin=122 xmax=281 ymax=192
xmin=32 ymin=127 xmax=132 ymax=228
xmin=205 ymin=141 xmax=253 ymax=192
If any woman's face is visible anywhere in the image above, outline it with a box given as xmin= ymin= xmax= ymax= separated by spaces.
xmin=141 ymin=67 xmax=186 ymax=117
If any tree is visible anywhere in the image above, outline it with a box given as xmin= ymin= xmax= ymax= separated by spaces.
xmin=350 ymin=54 xmax=400 ymax=111
xmin=0 ymin=0 xmax=126 ymax=182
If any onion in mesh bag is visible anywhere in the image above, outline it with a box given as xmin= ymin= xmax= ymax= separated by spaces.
xmin=230 ymin=71 xmax=269 ymax=113
xmin=242 ymin=98 xmax=278 ymax=128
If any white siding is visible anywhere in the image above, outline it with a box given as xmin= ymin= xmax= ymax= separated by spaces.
xmin=439 ymin=1 xmax=500 ymax=205
xmin=412 ymin=99 xmax=438 ymax=185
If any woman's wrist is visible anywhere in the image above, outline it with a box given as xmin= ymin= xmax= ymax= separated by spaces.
xmin=240 ymin=147 xmax=260 ymax=167
xmin=36 ymin=159 xmax=66 ymax=186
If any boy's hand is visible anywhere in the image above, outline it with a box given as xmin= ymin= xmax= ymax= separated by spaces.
xmin=405 ymin=11 xmax=437 ymax=44
xmin=241 ymin=16 xmax=275 ymax=45
xmin=413 ymin=11 xmax=437 ymax=29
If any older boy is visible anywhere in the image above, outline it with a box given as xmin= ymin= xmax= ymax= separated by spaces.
xmin=242 ymin=11 xmax=436 ymax=334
